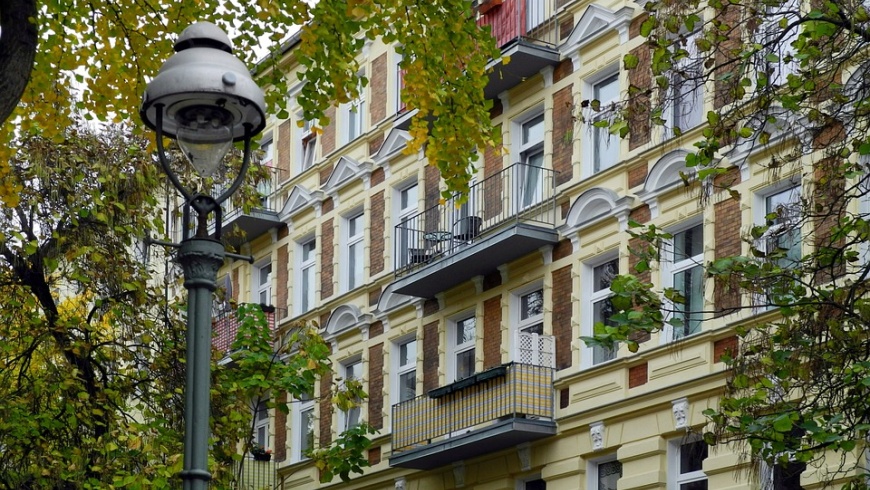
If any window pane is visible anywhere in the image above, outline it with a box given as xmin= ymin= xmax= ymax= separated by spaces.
xmin=259 ymin=264 xmax=272 ymax=285
xmin=456 ymin=349 xmax=475 ymax=380
xmin=521 ymin=289 xmax=544 ymax=320
xmin=597 ymin=460 xmax=622 ymax=490
xmin=399 ymin=371 xmax=416 ymax=402
xmin=679 ymin=482 xmax=708 ymax=490
xmin=456 ymin=317 xmax=475 ymax=344
xmin=300 ymin=407 xmax=314 ymax=453
xmin=401 ymin=185 xmax=418 ymax=210
xmin=594 ymin=259 xmax=619 ymax=292
xmin=301 ymin=267 xmax=311 ymax=311
xmin=523 ymin=114 xmax=545 ymax=145
xmin=303 ymin=240 xmax=315 ymax=261
xmin=674 ymin=225 xmax=703 ymax=261
xmin=680 ymin=440 xmax=708 ymax=474
xmin=674 ymin=265 xmax=704 ymax=338
xmin=595 ymin=74 xmax=619 ymax=103
xmin=400 ymin=340 xmax=416 ymax=366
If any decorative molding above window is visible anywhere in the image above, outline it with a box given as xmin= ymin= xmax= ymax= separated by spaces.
xmin=635 ymin=149 xmax=693 ymax=219
xmin=322 ymin=156 xmax=374 ymax=201
xmin=561 ymin=187 xmax=633 ymax=242
xmin=561 ymin=5 xmax=634 ymax=69
xmin=279 ymin=184 xmax=324 ymax=221
xmin=373 ymin=128 xmax=412 ymax=166
xmin=324 ymin=303 xmax=373 ymax=337
xmin=375 ymin=282 xmax=415 ymax=316
xmin=727 ymin=106 xmax=812 ymax=181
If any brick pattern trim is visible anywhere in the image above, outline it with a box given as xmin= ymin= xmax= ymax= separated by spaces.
xmin=369 ymin=133 xmax=385 ymax=155
xmin=627 ymin=44 xmax=652 ymax=150
xmin=368 ymin=343 xmax=384 ymax=430
xmin=553 ymin=84 xmax=574 ymax=186
xmin=714 ymin=336 xmax=738 ymax=363
xmin=321 ymin=218 xmax=334 ymax=299
xmin=552 ymin=239 xmax=572 ymax=261
xmin=483 ymin=295 xmax=502 ymax=369
xmin=628 ymin=363 xmax=648 ymax=388
xmin=368 ymin=446 xmax=381 ymax=466
xmin=552 ymin=265 xmax=573 ymax=370
xmin=370 ymin=167 xmax=385 ymax=187
xmin=554 ymin=59 xmax=573 ymax=83
xmin=370 ymin=54 xmax=387 ymax=124
xmin=277 ymin=120 xmax=292 ymax=182
xmin=425 ymin=164 xmax=440 ymax=210
xmin=423 ymin=320 xmax=440 ymax=392
xmin=369 ymin=320 xmax=383 ymax=337
xmin=370 ymin=190 xmax=385 ymax=275
xmin=321 ymin=107 xmax=336 ymax=155
xmin=320 ymin=163 xmax=334 ymax=187
xmin=319 ymin=369 xmax=333 ymax=446
xmin=714 ymin=198 xmax=740 ymax=316
xmin=628 ymin=162 xmax=647 ymax=189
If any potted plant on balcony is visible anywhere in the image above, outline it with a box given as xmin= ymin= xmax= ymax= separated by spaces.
xmin=251 ymin=443 xmax=272 ymax=462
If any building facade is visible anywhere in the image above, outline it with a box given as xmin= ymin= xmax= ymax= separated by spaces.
xmin=200 ymin=0 xmax=858 ymax=488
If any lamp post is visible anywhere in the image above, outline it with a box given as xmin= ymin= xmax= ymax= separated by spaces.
xmin=140 ymin=22 xmax=266 ymax=490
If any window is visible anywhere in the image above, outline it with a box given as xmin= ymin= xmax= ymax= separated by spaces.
xmin=761 ymin=186 xmax=802 ymax=268
xmin=589 ymin=458 xmax=622 ymax=490
xmin=517 ymin=113 xmax=545 ymax=209
xmin=670 ymin=438 xmax=708 ymax=490
xmin=514 ymin=285 xmax=552 ymax=366
xmin=341 ymin=359 xmax=362 ymax=431
xmin=396 ymin=184 xmax=419 ymax=268
xmin=345 ymin=213 xmax=365 ymax=290
xmin=259 ymin=134 xmax=274 ymax=166
xmin=299 ymin=118 xmax=317 ymax=172
xmin=253 ymin=398 xmax=269 ymax=449
xmin=450 ymin=315 xmax=476 ymax=381
xmin=394 ymin=49 xmax=405 ymax=114
xmin=394 ymin=337 xmax=417 ymax=404
xmin=343 ymin=76 xmax=366 ymax=143
xmin=669 ymin=31 xmax=704 ymax=134
xmin=291 ymin=393 xmax=314 ymax=462
xmin=758 ymin=0 xmax=800 ymax=86
xmin=297 ymin=238 xmax=316 ymax=315
xmin=590 ymin=73 xmax=620 ymax=173
xmin=518 ymin=287 xmax=544 ymax=335
xmin=255 ymin=262 xmax=272 ymax=305
xmin=761 ymin=460 xmax=806 ymax=490
xmin=583 ymin=257 xmax=619 ymax=366
xmin=663 ymin=224 xmax=704 ymax=340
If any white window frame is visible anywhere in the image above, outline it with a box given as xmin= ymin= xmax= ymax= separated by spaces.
xmin=252 ymin=398 xmax=270 ymax=451
xmin=668 ymin=437 xmax=708 ymax=490
xmin=254 ymin=261 xmax=273 ymax=305
xmin=510 ymin=282 xmax=548 ymax=365
xmin=393 ymin=48 xmax=405 ymax=114
xmin=395 ymin=182 xmax=419 ymax=269
xmin=297 ymin=116 xmax=317 ymax=173
xmin=667 ymin=30 xmax=704 ymax=136
xmin=758 ymin=0 xmax=800 ymax=86
xmin=661 ymin=221 xmax=705 ymax=343
xmin=339 ymin=358 xmax=363 ymax=432
xmin=290 ymin=393 xmax=315 ymax=463
xmin=583 ymin=69 xmax=621 ymax=177
xmin=296 ymin=237 xmax=316 ymax=316
xmin=582 ymin=255 xmax=620 ymax=368
xmin=344 ymin=211 xmax=365 ymax=291
xmin=342 ymin=74 xmax=366 ymax=144
xmin=587 ymin=454 xmax=623 ymax=490
xmin=392 ymin=335 xmax=418 ymax=405
xmin=448 ymin=312 xmax=477 ymax=382
xmin=259 ymin=132 xmax=274 ymax=166
xmin=514 ymin=110 xmax=546 ymax=210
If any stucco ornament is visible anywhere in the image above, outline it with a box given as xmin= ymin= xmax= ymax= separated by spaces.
xmin=590 ymin=421 xmax=605 ymax=450
xmin=672 ymin=398 xmax=689 ymax=429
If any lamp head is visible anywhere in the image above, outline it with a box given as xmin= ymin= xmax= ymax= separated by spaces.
xmin=140 ymin=22 xmax=266 ymax=176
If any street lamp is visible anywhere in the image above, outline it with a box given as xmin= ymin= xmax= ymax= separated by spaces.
xmin=140 ymin=21 xmax=266 ymax=490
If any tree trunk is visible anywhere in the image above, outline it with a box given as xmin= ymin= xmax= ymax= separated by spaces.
xmin=0 ymin=0 xmax=37 ymax=126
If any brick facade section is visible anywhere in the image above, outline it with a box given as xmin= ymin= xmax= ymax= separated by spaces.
xmin=484 ymin=125 xmax=504 ymax=220
xmin=425 ymin=164 xmax=441 ymax=210
xmin=369 ymin=132 xmax=385 ymax=155
xmin=483 ymin=295 xmax=502 ymax=369
xmin=628 ymin=162 xmax=648 ymax=189
xmin=552 ymin=265 xmax=573 ymax=370
xmin=552 ymin=238 xmax=572 ymax=261
xmin=231 ymin=268 xmax=240 ymax=302
xmin=423 ymin=298 xmax=440 ymax=317
xmin=322 ymin=197 xmax=334 ymax=214
xmin=423 ymin=320 xmax=440 ymax=392
xmin=629 ymin=13 xmax=648 ymax=39
xmin=278 ymin=225 xmax=289 ymax=240
xmin=274 ymin=391 xmax=287 ymax=461
xmin=368 ymin=446 xmax=381 ymax=466
xmin=714 ymin=197 xmax=741 ymax=316
xmin=370 ymin=53 xmax=388 ymax=124
xmin=628 ymin=205 xmax=652 ymax=282
xmin=369 ymin=320 xmax=383 ymax=338
xmin=370 ymin=167 xmax=385 ymax=187
xmin=627 ymin=44 xmax=652 ymax=150
xmin=319 ymin=369 xmax=333 ymax=446
xmin=277 ymin=244 xmax=288 ymax=313
xmin=814 ymin=156 xmax=846 ymax=281
xmin=714 ymin=6 xmax=742 ymax=109
xmin=321 ymin=107 xmax=336 ymax=155
xmin=321 ymin=218 xmax=335 ymax=299
xmin=490 ymin=98 xmax=503 ymax=119
xmin=559 ymin=19 xmax=574 ymax=43
xmin=369 ymin=288 xmax=381 ymax=307
xmin=553 ymin=59 xmax=573 ymax=83
xmin=628 ymin=363 xmax=648 ymax=388
xmin=276 ymin=120 xmax=292 ymax=182
xmin=368 ymin=343 xmax=384 ymax=430
xmin=559 ymin=388 xmax=569 ymax=409
xmin=713 ymin=166 xmax=741 ymax=190
xmin=714 ymin=336 xmax=739 ymax=363
xmin=553 ymin=84 xmax=574 ymax=186
xmin=369 ymin=190 xmax=385 ymax=275
xmin=320 ymin=163 xmax=334 ymax=187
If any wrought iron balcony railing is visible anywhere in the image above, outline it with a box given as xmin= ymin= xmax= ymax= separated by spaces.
xmin=394 ymin=162 xmax=558 ymax=277
xmin=391 ymin=362 xmax=554 ymax=455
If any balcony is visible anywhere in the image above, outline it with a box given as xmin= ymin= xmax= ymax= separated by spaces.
xmin=207 ymin=165 xmax=284 ymax=245
xmin=212 ymin=303 xmax=285 ymax=353
xmin=477 ymin=0 xmax=560 ymax=99
xmin=390 ymin=362 xmax=556 ymax=470
xmin=227 ymin=458 xmax=276 ymax=489
xmin=392 ymin=163 xmax=559 ymax=298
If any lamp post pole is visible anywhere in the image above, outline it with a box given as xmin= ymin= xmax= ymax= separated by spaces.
xmin=140 ymin=22 xmax=265 ymax=490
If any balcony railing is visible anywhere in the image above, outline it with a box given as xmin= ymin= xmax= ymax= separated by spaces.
xmin=477 ymin=0 xmax=558 ymax=49
xmin=228 ymin=458 xmax=276 ymax=490
xmin=394 ymin=163 xmax=558 ymax=277
xmin=391 ymin=362 xmax=554 ymax=455
xmin=212 ymin=303 xmax=286 ymax=353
